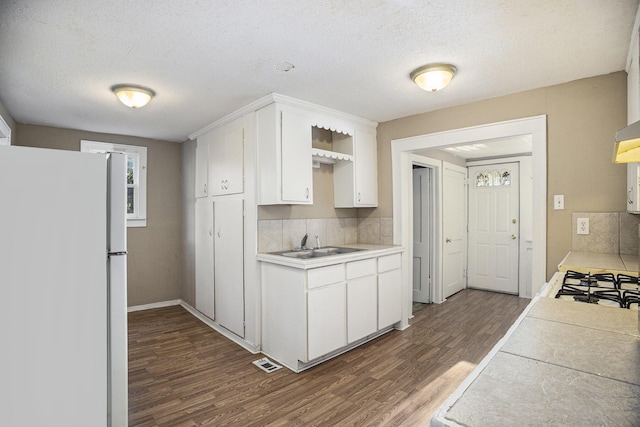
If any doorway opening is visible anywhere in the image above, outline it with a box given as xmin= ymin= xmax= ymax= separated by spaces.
xmin=412 ymin=164 xmax=432 ymax=310
xmin=394 ymin=116 xmax=547 ymax=329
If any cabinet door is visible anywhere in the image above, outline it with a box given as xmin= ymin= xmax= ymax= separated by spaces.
xmin=195 ymin=138 xmax=208 ymax=198
xmin=281 ymin=109 xmax=312 ymax=203
xmin=307 ymin=282 xmax=346 ymax=360
xmin=214 ymin=199 xmax=245 ymax=337
xmin=353 ymin=128 xmax=378 ymax=207
xmin=347 ymin=275 xmax=377 ymax=343
xmin=378 ymin=268 xmax=401 ymax=329
xmin=209 ymin=121 xmax=244 ymax=196
xmin=195 ymin=199 xmax=214 ymax=319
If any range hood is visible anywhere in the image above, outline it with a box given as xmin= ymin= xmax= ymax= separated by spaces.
xmin=614 ymin=120 xmax=640 ymax=163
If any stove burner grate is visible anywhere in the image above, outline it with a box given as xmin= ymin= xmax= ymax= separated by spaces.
xmin=555 ymin=270 xmax=624 ymax=308
xmin=618 ymin=274 xmax=640 ymax=309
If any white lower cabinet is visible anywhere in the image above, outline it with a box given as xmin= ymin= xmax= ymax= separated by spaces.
xmin=346 ymin=259 xmax=377 ymax=343
xmin=378 ymin=254 xmax=402 ymax=329
xmin=260 ymin=249 xmax=402 ymax=372
xmin=307 ymin=281 xmax=346 ymax=360
xmin=194 ymin=198 xmax=245 ymax=338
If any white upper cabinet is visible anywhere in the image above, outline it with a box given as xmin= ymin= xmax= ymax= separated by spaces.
xmin=334 ymin=127 xmax=378 ymax=208
xmin=207 ymin=120 xmax=245 ymax=196
xmin=256 ymin=103 xmax=313 ymax=205
xmin=354 ymin=128 xmax=378 ymax=206
xmin=195 ymin=93 xmax=377 ymax=207
xmin=194 ymin=138 xmax=208 ymax=198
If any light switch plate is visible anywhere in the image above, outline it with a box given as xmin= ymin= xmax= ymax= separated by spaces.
xmin=554 ymin=195 xmax=564 ymax=210
xmin=577 ymin=218 xmax=589 ymax=235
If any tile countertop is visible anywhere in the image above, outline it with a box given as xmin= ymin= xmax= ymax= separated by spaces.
xmin=430 ymin=296 xmax=640 ymax=427
xmin=558 ymin=251 xmax=638 ymax=276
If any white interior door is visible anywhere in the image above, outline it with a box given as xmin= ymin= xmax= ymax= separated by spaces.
xmin=412 ymin=167 xmax=431 ymax=303
xmin=214 ymin=199 xmax=245 ymax=337
xmin=442 ymin=162 xmax=467 ymax=299
xmin=468 ymin=163 xmax=520 ymax=294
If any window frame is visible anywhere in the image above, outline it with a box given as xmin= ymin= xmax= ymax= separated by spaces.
xmin=81 ymin=140 xmax=147 ymax=228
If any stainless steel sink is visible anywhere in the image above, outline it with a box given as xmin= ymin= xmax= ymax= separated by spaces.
xmin=273 ymin=247 xmax=364 ymax=259
xmin=313 ymin=247 xmax=363 ymax=255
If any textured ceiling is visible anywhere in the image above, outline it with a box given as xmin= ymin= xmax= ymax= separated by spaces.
xmin=0 ymin=0 xmax=638 ymax=142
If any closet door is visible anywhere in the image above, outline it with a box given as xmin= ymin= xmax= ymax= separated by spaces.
xmin=195 ymin=199 xmax=214 ymax=319
xmin=214 ymin=199 xmax=245 ymax=337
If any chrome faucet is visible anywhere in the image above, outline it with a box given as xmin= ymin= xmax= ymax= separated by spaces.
xmin=300 ymin=233 xmax=308 ymax=249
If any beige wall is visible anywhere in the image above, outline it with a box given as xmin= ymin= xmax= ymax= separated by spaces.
xmin=15 ymin=123 xmax=183 ymax=306
xmin=258 ymin=164 xmax=358 ymax=220
xmin=375 ymin=72 xmax=628 ymax=280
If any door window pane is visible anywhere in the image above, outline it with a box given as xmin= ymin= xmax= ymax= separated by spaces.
xmin=127 ymin=188 xmax=134 ymax=214
xmin=127 ymin=157 xmax=135 ymax=185
xmin=475 ymin=169 xmax=511 ymax=187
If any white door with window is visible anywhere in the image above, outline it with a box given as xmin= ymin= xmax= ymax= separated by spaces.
xmin=412 ymin=167 xmax=431 ymax=303
xmin=467 ymin=163 xmax=519 ymax=294
xmin=442 ymin=163 xmax=467 ymax=299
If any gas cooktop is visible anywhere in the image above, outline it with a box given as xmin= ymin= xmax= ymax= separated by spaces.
xmin=555 ymin=270 xmax=639 ymax=309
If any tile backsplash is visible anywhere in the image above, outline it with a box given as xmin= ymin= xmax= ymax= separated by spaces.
xmin=258 ymin=217 xmax=393 ymax=253
xmin=572 ymin=212 xmax=640 ymax=255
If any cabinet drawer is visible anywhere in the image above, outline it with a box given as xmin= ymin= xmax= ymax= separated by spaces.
xmin=346 ymin=258 xmax=376 ymax=280
xmin=378 ymin=253 xmax=401 ymax=273
xmin=307 ymin=264 xmax=344 ymax=289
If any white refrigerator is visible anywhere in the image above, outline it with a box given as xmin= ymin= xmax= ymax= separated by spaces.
xmin=0 ymin=145 xmax=128 ymax=427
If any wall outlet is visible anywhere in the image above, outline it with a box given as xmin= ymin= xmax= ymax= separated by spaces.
xmin=554 ymin=195 xmax=564 ymax=210
xmin=577 ymin=218 xmax=589 ymax=235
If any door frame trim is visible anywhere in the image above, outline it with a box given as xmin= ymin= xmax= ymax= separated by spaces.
xmin=391 ymin=115 xmax=547 ymax=329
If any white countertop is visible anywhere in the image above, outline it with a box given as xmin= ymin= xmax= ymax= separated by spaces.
xmin=558 ymin=251 xmax=638 ymax=276
xmin=430 ymin=297 xmax=640 ymax=426
xmin=257 ymin=244 xmax=403 ymax=269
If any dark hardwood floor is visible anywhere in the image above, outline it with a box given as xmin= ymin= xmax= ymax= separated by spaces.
xmin=128 ymin=289 xmax=530 ymax=426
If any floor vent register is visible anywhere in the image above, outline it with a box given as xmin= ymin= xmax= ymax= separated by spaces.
xmin=252 ymin=357 xmax=282 ymax=373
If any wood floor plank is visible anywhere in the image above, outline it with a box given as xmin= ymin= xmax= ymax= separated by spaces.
xmin=128 ymin=289 xmax=530 ymax=426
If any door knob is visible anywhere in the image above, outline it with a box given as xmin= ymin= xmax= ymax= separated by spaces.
xmin=446 ymin=238 xmax=452 ymax=243
xmin=511 ymin=234 xmax=517 ymax=240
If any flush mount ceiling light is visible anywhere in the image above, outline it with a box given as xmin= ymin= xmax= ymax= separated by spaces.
xmin=111 ymin=84 xmax=155 ymax=108
xmin=410 ymin=63 xmax=457 ymax=92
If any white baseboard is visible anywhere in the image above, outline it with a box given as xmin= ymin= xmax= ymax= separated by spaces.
xmin=179 ymin=301 xmax=260 ymax=354
xmin=127 ymin=299 xmax=181 ymax=312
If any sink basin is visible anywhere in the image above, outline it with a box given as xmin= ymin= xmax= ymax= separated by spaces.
xmin=279 ymin=250 xmax=315 ymax=258
xmin=313 ymin=247 xmax=363 ymax=255
xmin=273 ymin=247 xmax=364 ymax=259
